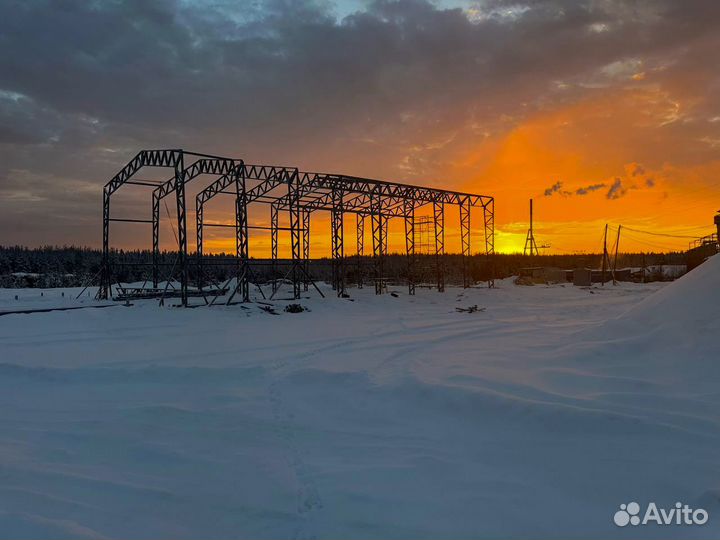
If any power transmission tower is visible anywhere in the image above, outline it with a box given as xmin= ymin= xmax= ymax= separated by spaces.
xmin=523 ymin=199 xmax=539 ymax=256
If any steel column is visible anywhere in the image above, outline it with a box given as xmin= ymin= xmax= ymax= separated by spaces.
xmin=196 ymin=199 xmax=204 ymax=289
xmin=331 ymin=188 xmax=345 ymax=296
xmin=302 ymin=209 xmax=311 ymax=291
xmin=152 ymin=193 xmax=160 ymax=288
xmin=100 ymin=187 xmax=110 ymax=299
xmin=371 ymin=195 xmax=385 ymax=294
xmin=460 ymin=197 xmax=471 ymax=288
xmin=288 ymin=172 xmax=302 ymax=299
xmin=357 ymin=214 xmax=364 ymax=289
xmin=404 ymin=200 xmax=415 ymax=295
xmin=382 ymin=218 xmax=389 ymax=255
xmin=174 ymin=156 xmax=188 ymax=306
xmin=433 ymin=201 xmax=445 ymax=293
xmin=271 ymin=203 xmax=279 ymax=294
xmin=234 ymin=168 xmax=250 ymax=302
xmin=483 ymin=198 xmax=495 ymax=288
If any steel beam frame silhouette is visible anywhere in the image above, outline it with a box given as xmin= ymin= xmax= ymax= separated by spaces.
xmin=100 ymin=149 xmax=237 ymax=305
xmin=152 ymin=157 xmax=240 ymax=288
xmin=101 ymin=149 xmax=495 ymax=306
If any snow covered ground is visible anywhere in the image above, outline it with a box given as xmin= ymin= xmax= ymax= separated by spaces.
xmin=1 ymin=257 xmax=719 ymax=539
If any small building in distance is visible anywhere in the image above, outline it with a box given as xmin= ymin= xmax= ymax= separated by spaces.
xmin=573 ymin=268 xmax=592 ymax=286
xmin=518 ymin=267 xmax=570 ymax=284
xmin=518 ymin=265 xmax=677 ymax=287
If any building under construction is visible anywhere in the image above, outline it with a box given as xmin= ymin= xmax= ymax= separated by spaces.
xmin=99 ymin=149 xmax=495 ymax=306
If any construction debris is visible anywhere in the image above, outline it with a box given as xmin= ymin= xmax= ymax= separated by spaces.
xmin=455 ymin=305 xmax=485 ymax=313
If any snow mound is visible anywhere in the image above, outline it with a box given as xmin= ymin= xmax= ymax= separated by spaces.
xmin=586 ymin=252 xmax=720 ymax=353
xmin=618 ymin=252 xmax=720 ymax=330
xmin=526 ymin=254 xmax=720 ymax=435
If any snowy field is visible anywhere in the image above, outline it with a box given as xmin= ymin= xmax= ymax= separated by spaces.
xmin=1 ymin=257 xmax=719 ymax=539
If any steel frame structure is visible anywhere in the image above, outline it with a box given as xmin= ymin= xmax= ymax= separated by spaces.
xmin=100 ymin=149 xmax=239 ymax=305
xmin=195 ymin=163 xmax=299 ymax=301
xmin=101 ymin=149 xmax=495 ymax=306
xmin=152 ymin=157 xmax=240 ymax=288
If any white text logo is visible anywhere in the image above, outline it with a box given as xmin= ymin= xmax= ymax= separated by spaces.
xmin=614 ymin=502 xmax=708 ymax=527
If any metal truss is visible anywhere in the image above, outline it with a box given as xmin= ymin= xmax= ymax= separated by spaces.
xmin=101 ymin=149 xmax=495 ymax=306
xmin=196 ymin=163 xmax=298 ymax=302
xmin=100 ymin=149 xmax=236 ymax=305
xmin=152 ymin=157 xmax=240 ymax=288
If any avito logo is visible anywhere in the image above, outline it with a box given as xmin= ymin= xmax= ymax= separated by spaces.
xmin=614 ymin=502 xmax=708 ymax=527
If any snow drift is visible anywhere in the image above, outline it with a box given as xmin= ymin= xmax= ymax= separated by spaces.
xmin=615 ymin=251 xmax=719 ymax=330
xmin=578 ymin=253 xmax=720 ymax=391
xmin=0 ymin=262 xmax=719 ymax=539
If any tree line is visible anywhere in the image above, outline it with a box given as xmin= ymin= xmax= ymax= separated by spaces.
xmin=0 ymin=245 xmax=687 ymax=289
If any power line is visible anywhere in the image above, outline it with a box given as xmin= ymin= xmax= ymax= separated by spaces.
xmin=617 ymin=230 xmax=682 ymax=251
xmin=620 ymin=226 xmax=699 ymax=239
xmin=606 ymin=225 xmax=687 ymax=251
xmin=646 ymin=197 xmax=719 ymax=221
xmin=662 ymin=177 xmax=720 ymax=200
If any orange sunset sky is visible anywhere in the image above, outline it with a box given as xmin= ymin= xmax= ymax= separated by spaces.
xmin=1 ymin=0 xmax=718 ymax=254
xmin=197 ymin=79 xmax=720 ymax=257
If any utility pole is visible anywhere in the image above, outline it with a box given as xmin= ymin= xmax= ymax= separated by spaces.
xmin=612 ymin=225 xmax=621 ymax=285
xmin=523 ymin=199 xmax=539 ymax=256
xmin=601 ymin=224 xmax=608 ymax=286
xmin=641 ymin=252 xmax=646 ymax=283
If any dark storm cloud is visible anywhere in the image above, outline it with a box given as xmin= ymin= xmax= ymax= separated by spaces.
xmin=0 ymin=0 xmax=718 ymax=245
xmin=2 ymin=0 xmax=716 ymax=144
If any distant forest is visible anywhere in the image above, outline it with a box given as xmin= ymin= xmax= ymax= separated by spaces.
xmin=0 ymin=245 xmax=688 ymax=289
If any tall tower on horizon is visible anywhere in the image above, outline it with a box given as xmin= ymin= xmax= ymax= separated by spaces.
xmin=524 ymin=199 xmax=539 ymax=256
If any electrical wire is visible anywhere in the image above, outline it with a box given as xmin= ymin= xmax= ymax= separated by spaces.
xmin=618 ymin=230 xmax=682 ymax=251
xmin=605 ymin=225 xmax=686 ymax=252
xmin=620 ymin=226 xmax=699 ymax=239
